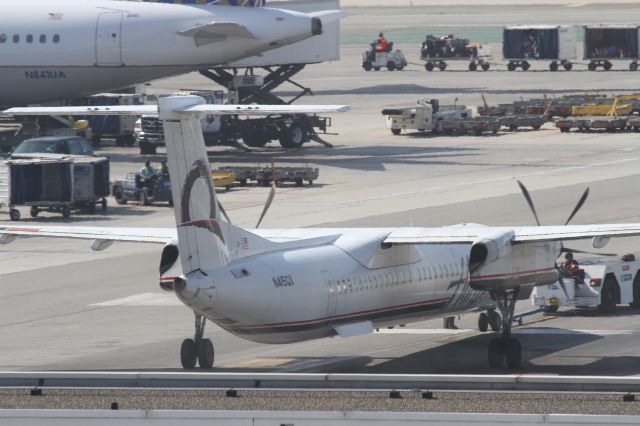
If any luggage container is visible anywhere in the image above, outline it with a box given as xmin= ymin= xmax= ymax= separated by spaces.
xmin=3 ymin=155 xmax=109 ymax=220
xmin=503 ymin=25 xmax=576 ymax=71
xmin=583 ymin=25 xmax=640 ymax=71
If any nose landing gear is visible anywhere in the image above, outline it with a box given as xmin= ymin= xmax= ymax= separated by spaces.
xmin=181 ymin=313 xmax=215 ymax=369
xmin=487 ymin=289 xmax=522 ymax=369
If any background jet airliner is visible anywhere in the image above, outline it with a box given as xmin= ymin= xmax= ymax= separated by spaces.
xmin=4 ymin=97 xmax=640 ymax=371
xmin=0 ymin=0 xmax=326 ymax=105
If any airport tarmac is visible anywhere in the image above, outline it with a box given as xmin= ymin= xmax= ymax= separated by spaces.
xmin=3 ymin=3 xmax=640 ymax=388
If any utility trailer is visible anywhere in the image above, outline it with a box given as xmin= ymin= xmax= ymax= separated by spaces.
xmin=503 ymin=25 xmax=577 ymax=71
xmin=420 ymin=34 xmax=491 ymax=71
xmin=217 ymin=165 xmax=319 ymax=187
xmin=584 ymin=25 xmax=640 ymax=71
xmin=531 ymin=255 xmax=640 ymax=312
xmin=498 ymin=114 xmax=547 ymax=130
xmin=555 ymin=116 xmax=630 ymax=132
xmin=1 ymin=155 xmax=109 ymax=221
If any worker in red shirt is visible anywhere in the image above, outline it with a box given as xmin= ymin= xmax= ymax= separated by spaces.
xmin=561 ymin=252 xmax=580 ymax=277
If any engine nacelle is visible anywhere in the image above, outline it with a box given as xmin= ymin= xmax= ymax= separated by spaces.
xmin=469 ymin=230 xmax=559 ymax=293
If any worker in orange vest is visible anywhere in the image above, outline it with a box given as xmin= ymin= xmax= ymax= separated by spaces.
xmin=375 ymin=32 xmax=388 ymax=52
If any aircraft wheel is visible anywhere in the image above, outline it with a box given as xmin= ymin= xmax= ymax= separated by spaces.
xmin=488 ymin=338 xmax=504 ymax=368
xmin=181 ymin=338 xmax=198 ymax=369
xmin=478 ymin=312 xmax=489 ymax=332
xmin=504 ymin=337 xmax=522 ymax=369
xmin=488 ymin=310 xmax=501 ymax=331
xmin=198 ymin=338 xmax=215 ymax=369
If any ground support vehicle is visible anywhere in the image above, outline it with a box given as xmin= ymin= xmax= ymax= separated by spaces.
xmin=85 ymin=93 xmax=144 ymax=147
xmin=218 ymin=165 xmax=318 ymax=187
xmin=499 ymin=114 xmax=547 ymax=130
xmin=555 ymin=116 xmax=630 ymax=132
xmin=382 ymin=99 xmax=474 ymax=135
xmin=531 ymin=256 xmax=640 ymax=312
xmin=584 ymin=25 xmax=640 ymax=71
xmin=112 ymin=173 xmax=173 ymax=206
xmin=625 ymin=116 xmax=640 ymax=130
xmin=420 ymin=34 xmax=491 ymax=71
xmin=503 ymin=25 xmax=577 ymax=71
xmin=362 ymin=43 xmax=407 ymax=71
xmin=1 ymin=155 xmax=109 ymax=220
xmin=440 ymin=117 xmax=501 ymax=135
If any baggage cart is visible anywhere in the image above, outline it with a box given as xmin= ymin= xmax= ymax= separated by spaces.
xmin=503 ymin=25 xmax=576 ymax=71
xmin=439 ymin=117 xmax=501 ymax=135
xmin=499 ymin=114 xmax=547 ymax=130
xmin=555 ymin=116 xmax=629 ymax=132
xmin=420 ymin=34 xmax=491 ymax=71
xmin=583 ymin=25 xmax=640 ymax=71
xmin=218 ymin=165 xmax=319 ymax=187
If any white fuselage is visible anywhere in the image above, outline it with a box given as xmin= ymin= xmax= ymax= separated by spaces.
xmin=0 ymin=0 xmax=318 ymax=105
xmin=175 ymin=235 xmax=495 ymax=344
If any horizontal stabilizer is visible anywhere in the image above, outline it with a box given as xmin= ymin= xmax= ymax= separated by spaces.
xmin=4 ymin=104 xmax=350 ymax=117
xmin=309 ymin=9 xmax=348 ymax=24
xmin=0 ymin=225 xmax=174 ymax=244
xmin=178 ymin=22 xmax=257 ymax=46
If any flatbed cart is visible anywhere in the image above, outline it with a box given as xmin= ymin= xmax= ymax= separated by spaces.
xmin=2 ymin=155 xmax=109 ymax=221
xmin=218 ymin=165 xmax=319 ymax=187
xmin=440 ymin=117 xmax=501 ymax=135
xmin=555 ymin=115 xmax=630 ymax=132
xmin=499 ymin=114 xmax=547 ymax=130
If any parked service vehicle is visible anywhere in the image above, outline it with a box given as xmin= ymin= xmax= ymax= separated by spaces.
xmin=10 ymin=136 xmax=94 ymax=157
xmin=503 ymin=25 xmax=577 ymax=71
xmin=85 ymin=93 xmax=145 ymax=147
xmin=531 ymin=255 xmax=640 ymax=312
xmin=381 ymin=98 xmax=475 ymax=135
xmin=362 ymin=41 xmax=407 ymax=71
xmin=583 ymin=25 xmax=640 ymax=71
xmin=112 ymin=173 xmax=173 ymax=206
xmin=420 ymin=34 xmax=491 ymax=71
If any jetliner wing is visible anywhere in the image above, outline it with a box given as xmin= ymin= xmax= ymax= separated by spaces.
xmin=4 ymin=105 xmax=350 ymax=117
xmin=178 ymin=22 xmax=257 ymax=47
xmin=0 ymin=225 xmax=175 ymax=244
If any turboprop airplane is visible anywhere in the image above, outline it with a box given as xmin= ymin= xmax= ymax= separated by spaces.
xmin=0 ymin=0 xmax=328 ymax=105
xmin=4 ymin=96 xmax=640 ymax=371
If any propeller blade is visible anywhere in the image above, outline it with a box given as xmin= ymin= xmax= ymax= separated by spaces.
xmin=517 ymin=180 xmax=541 ymax=226
xmin=554 ymin=264 xmax=571 ymax=299
xmin=561 ymin=247 xmax=617 ymax=257
xmin=564 ymin=187 xmax=589 ymax=225
xmin=218 ymin=200 xmax=231 ymax=224
xmin=256 ymin=182 xmax=276 ymax=229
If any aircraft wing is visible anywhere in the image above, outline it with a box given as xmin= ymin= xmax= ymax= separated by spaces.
xmin=511 ymin=224 xmax=640 ymax=242
xmin=0 ymin=225 xmax=175 ymax=244
xmin=4 ymin=104 xmax=350 ymax=117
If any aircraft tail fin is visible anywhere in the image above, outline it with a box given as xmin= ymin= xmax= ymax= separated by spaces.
xmin=160 ymin=96 xmax=231 ymax=274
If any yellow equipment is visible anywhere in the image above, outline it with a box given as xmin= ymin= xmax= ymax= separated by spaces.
xmin=212 ymin=170 xmax=236 ymax=190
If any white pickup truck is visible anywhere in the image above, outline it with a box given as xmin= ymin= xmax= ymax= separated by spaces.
xmin=531 ymin=255 xmax=640 ymax=312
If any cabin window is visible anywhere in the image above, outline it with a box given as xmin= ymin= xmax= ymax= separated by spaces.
xmin=0 ymin=34 xmax=6 ymax=43
xmin=26 ymin=34 xmax=33 ymax=44
xmin=53 ymin=34 xmax=60 ymax=44
xmin=39 ymin=34 xmax=46 ymax=43
xmin=12 ymin=34 xmax=19 ymax=43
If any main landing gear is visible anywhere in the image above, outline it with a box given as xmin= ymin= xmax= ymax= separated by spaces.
xmin=180 ymin=313 xmax=214 ymax=369
xmin=487 ymin=289 xmax=522 ymax=369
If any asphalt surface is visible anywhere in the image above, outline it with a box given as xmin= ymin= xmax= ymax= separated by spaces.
xmin=4 ymin=2 xmax=640 ymax=415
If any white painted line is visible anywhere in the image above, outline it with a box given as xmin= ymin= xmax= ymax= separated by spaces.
xmin=375 ymin=328 xmax=475 ymax=335
xmin=90 ymin=293 xmax=182 ymax=307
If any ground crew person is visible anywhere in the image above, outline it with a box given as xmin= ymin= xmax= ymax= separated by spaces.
xmin=375 ymin=32 xmax=388 ymax=52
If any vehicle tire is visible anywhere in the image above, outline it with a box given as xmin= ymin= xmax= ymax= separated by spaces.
xmin=488 ymin=338 xmax=504 ymax=368
xmin=91 ymin=134 xmax=101 ymax=146
xmin=533 ymin=124 xmax=542 ymax=130
xmin=391 ymin=128 xmax=401 ymax=135
xmin=549 ymin=61 xmax=559 ymax=72
xmin=632 ymin=273 xmax=640 ymax=307
xmin=115 ymin=136 xmax=125 ymax=147
xmin=563 ymin=62 xmax=573 ymax=71
xmin=362 ymin=61 xmax=372 ymax=71
xmin=482 ymin=63 xmax=490 ymax=71
xmin=180 ymin=339 xmax=197 ymax=369
xmin=631 ymin=62 xmax=638 ymax=71
xmin=279 ymin=122 xmax=305 ymax=149
xmin=397 ymin=64 xmax=405 ymax=71
xmin=438 ymin=61 xmax=447 ymax=71
xmin=543 ymin=305 xmax=559 ymax=314
xmin=473 ymin=129 xmax=483 ymax=136
xmin=425 ymin=62 xmax=434 ymax=72
xmin=469 ymin=62 xmax=478 ymax=71
xmin=478 ymin=312 xmax=489 ymax=332
xmin=522 ymin=61 xmax=530 ymax=71
xmin=113 ymin=187 xmax=127 ymax=205
xmin=507 ymin=62 xmax=516 ymax=72
xmin=101 ymin=198 xmax=107 ymax=211
xmin=9 ymin=208 xmax=20 ymax=221
xmin=504 ymin=338 xmax=522 ymax=369
xmin=386 ymin=61 xmax=396 ymax=71
xmin=598 ymin=277 xmax=617 ymax=312
xmin=588 ymin=62 xmax=597 ymax=71
xmin=124 ymin=134 xmax=135 ymax=147
xmin=560 ymin=127 xmax=569 ymax=133
xmin=197 ymin=338 xmax=215 ymax=369
xmin=243 ymin=134 xmax=269 ymax=148
xmin=294 ymin=177 xmax=303 ymax=187
xmin=30 ymin=206 xmax=38 ymax=218
xmin=488 ymin=310 xmax=501 ymax=332
xmin=373 ymin=67 xmax=381 ymax=71
xmin=239 ymin=179 xmax=247 ymax=187
xmin=88 ymin=202 xmax=97 ymax=214
xmin=604 ymin=61 xmax=612 ymax=71
xmin=509 ymin=124 xmax=518 ymax=131
xmin=62 ymin=205 xmax=71 ymax=218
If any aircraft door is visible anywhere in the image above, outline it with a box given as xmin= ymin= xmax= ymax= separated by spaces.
xmin=95 ymin=12 xmax=123 ymax=66
xmin=322 ymin=271 xmax=337 ymax=321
